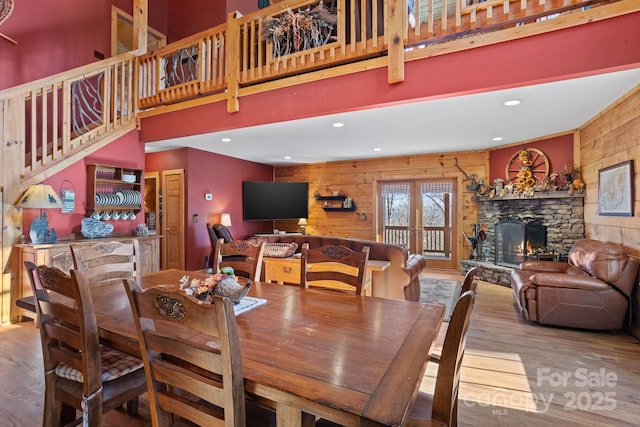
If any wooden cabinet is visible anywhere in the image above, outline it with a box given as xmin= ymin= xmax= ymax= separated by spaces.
xmin=262 ymin=256 xmax=388 ymax=295
xmin=86 ymin=164 xmax=143 ymax=216
xmin=12 ymin=235 xmax=160 ymax=321
xmin=263 ymin=256 xmax=302 ymax=285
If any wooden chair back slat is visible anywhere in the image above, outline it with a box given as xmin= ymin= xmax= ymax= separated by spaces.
xmin=70 ymin=240 xmax=140 ymax=287
xmin=300 ymin=243 xmax=370 ymax=295
xmin=124 ymin=279 xmax=247 ymax=427
xmin=407 ymin=290 xmax=476 ymax=426
xmin=461 ymin=266 xmax=479 ymax=294
xmin=212 ymin=239 xmax=265 ymax=281
xmin=432 ymin=290 xmax=476 ymax=425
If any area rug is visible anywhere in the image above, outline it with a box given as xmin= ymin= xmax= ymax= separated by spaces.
xmin=419 ymin=277 xmax=462 ymax=322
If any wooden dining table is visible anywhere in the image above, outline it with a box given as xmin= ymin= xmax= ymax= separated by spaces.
xmin=75 ymin=269 xmax=445 ymax=426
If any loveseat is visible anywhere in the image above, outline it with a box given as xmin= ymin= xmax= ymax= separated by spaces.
xmin=511 ymin=238 xmax=640 ymax=330
xmin=252 ymin=234 xmax=427 ymax=301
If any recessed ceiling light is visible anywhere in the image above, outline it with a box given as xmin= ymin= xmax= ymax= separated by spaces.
xmin=284 ymin=156 xmax=292 ymax=160
xmin=221 ymin=137 xmax=231 ymax=142
xmin=332 ymin=122 xmax=344 ymax=128
xmin=503 ymin=99 xmax=521 ymax=106
xmin=492 ymin=137 xmax=504 ymax=141
xmin=373 ymin=148 xmax=382 ymax=152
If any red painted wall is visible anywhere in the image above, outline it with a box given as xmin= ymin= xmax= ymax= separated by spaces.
xmin=167 ymin=1 xmax=225 ymax=42
xmin=23 ymin=132 xmax=146 ymax=240
xmin=488 ymin=134 xmax=574 ymax=184
xmin=138 ymin=12 xmax=640 ymax=143
xmin=0 ymin=0 xmax=169 ymax=90
xmin=166 ymin=1 xmax=258 ymax=42
xmin=145 ymin=148 xmax=273 ymax=270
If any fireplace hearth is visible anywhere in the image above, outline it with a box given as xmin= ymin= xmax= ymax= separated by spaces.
xmin=495 ymin=221 xmax=546 ymax=267
xmin=461 ymin=193 xmax=585 ymax=286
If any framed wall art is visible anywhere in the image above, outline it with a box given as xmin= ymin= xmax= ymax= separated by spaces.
xmin=598 ymin=160 xmax=634 ymax=216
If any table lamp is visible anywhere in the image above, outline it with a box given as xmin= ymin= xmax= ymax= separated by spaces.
xmin=16 ymin=184 xmax=64 ymax=244
xmin=298 ymin=218 xmax=307 ymax=234
xmin=220 ymin=213 xmax=232 ymax=227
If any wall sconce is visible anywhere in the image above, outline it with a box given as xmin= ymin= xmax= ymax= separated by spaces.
xmin=16 ymin=184 xmax=64 ymax=244
xmin=298 ymin=218 xmax=307 ymax=234
xmin=220 ymin=213 xmax=232 ymax=227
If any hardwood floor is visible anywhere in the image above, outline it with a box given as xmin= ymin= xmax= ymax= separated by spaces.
xmin=1 ymin=271 xmax=639 ymax=426
xmin=429 ymin=269 xmax=640 ymax=427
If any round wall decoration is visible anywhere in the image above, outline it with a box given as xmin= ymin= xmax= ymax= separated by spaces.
xmin=0 ymin=0 xmax=14 ymax=27
xmin=505 ymin=148 xmax=550 ymax=187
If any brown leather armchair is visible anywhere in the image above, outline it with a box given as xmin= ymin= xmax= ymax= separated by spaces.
xmin=511 ymin=239 xmax=639 ymax=330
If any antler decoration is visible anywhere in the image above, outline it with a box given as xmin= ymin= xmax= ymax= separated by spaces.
xmin=454 ymin=157 xmax=470 ymax=181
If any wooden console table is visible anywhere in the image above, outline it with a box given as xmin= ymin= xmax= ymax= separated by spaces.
xmin=263 ymin=255 xmax=390 ymax=295
xmin=11 ymin=235 xmax=161 ymax=322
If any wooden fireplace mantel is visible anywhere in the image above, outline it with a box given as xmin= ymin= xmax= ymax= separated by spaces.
xmin=473 ymin=191 xmax=585 ymax=202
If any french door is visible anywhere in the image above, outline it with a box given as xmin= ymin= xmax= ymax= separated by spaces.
xmin=379 ymin=179 xmax=457 ymax=269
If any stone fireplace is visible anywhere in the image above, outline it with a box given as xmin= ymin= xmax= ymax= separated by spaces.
xmin=461 ymin=193 xmax=584 ymax=285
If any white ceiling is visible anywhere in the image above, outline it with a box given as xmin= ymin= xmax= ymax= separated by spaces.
xmin=144 ymin=67 xmax=640 ymax=166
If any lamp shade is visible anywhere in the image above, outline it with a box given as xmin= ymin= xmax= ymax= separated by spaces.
xmin=220 ymin=213 xmax=232 ymax=227
xmin=298 ymin=218 xmax=307 ymax=226
xmin=16 ymin=184 xmax=64 ymax=209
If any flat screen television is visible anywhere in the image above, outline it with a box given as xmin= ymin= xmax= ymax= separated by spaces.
xmin=242 ymin=181 xmax=309 ymax=221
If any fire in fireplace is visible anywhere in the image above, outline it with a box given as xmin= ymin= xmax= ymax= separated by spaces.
xmin=494 ymin=221 xmax=547 ymax=267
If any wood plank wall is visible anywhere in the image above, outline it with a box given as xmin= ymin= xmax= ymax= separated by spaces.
xmin=274 ymin=150 xmax=488 ymax=264
xmin=579 ymin=83 xmax=640 ymax=338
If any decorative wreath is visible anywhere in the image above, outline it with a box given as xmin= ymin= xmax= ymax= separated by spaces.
xmin=0 ymin=0 xmax=14 ymax=27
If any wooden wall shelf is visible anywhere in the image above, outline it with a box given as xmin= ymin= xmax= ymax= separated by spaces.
xmin=315 ymin=194 xmax=356 ymax=211
xmin=314 ymin=195 xmax=346 ymax=201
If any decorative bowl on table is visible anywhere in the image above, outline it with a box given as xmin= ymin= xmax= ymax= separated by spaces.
xmin=179 ymin=272 xmax=252 ymax=304
xmin=81 ymin=217 xmax=114 ymax=239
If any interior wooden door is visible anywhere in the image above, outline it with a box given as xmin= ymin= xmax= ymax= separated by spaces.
xmin=162 ymin=169 xmax=184 ymax=270
xmin=111 ymin=5 xmax=166 ymax=56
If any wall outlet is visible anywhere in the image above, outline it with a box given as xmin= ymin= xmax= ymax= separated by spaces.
xmin=359 ymin=213 xmax=367 ymax=221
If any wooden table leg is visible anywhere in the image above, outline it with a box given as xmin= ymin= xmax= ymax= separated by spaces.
xmin=276 ymin=402 xmax=302 ymax=427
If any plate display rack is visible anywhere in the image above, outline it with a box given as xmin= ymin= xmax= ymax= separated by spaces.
xmin=86 ymin=164 xmax=143 ymax=217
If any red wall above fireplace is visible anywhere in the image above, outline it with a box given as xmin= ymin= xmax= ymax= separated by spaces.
xmin=488 ymin=134 xmax=574 ymax=184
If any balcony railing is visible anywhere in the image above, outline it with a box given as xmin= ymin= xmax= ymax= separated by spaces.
xmin=137 ymin=0 xmax=618 ymax=112
xmin=384 ymin=225 xmax=452 ymax=257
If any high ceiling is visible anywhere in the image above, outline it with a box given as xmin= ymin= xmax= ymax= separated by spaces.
xmin=144 ymin=67 xmax=640 ymax=166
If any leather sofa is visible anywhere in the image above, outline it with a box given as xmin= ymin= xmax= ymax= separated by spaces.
xmin=511 ymin=238 xmax=639 ymax=330
xmin=252 ymin=234 xmax=427 ymax=301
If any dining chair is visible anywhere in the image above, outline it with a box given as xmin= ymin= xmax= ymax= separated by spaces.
xmin=429 ymin=269 xmax=479 ymax=364
xmin=406 ymin=290 xmax=477 ymax=427
xmin=206 ymin=222 xmax=236 ymax=271
xmin=460 ymin=267 xmax=479 ymax=294
xmin=123 ymin=279 xmax=275 ymax=427
xmin=24 ymin=261 xmax=147 ymax=427
xmin=70 ymin=239 xmax=140 ymax=287
xmin=300 ymin=243 xmax=370 ymax=295
xmin=212 ymin=238 xmax=265 ymax=281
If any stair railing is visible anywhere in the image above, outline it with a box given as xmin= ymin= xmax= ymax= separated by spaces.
xmin=0 ymin=53 xmax=137 ymax=187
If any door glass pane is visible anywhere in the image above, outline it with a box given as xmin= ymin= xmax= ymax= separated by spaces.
xmin=420 ymin=181 xmax=452 ymax=259
xmin=381 ymin=182 xmax=411 ymax=249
